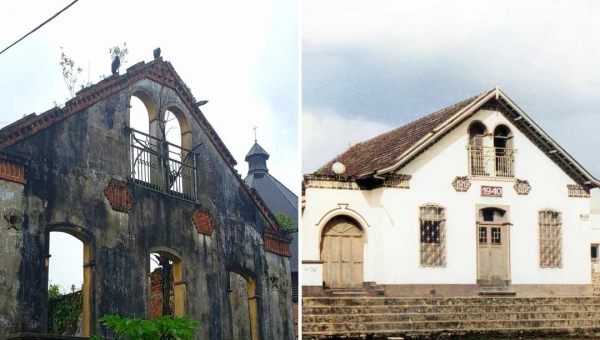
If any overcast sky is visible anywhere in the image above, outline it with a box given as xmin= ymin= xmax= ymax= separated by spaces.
xmin=0 ymin=0 xmax=298 ymax=292
xmin=303 ymin=0 xmax=600 ymax=175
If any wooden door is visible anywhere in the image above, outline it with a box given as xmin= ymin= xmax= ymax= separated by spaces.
xmin=478 ymin=224 xmax=509 ymax=285
xmin=321 ymin=217 xmax=363 ymax=289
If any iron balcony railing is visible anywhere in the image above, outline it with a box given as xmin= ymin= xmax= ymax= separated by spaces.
xmin=467 ymin=146 xmax=516 ymax=178
xmin=129 ymin=127 xmax=197 ymax=202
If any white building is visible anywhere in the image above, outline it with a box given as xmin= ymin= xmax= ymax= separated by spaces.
xmin=302 ymin=87 xmax=600 ymax=297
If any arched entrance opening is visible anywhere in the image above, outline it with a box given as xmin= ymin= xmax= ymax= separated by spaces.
xmin=477 ymin=206 xmax=511 ymax=286
xmin=229 ymin=270 xmax=260 ymax=340
xmin=45 ymin=226 xmax=92 ymax=337
xmin=320 ymin=215 xmax=364 ymax=289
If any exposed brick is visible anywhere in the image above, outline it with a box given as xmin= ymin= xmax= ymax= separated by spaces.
xmin=264 ymin=229 xmax=292 ymax=257
xmin=104 ymin=179 xmax=132 ymax=213
xmin=0 ymin=159 xmax=26 ymax=184
xmin=193 ymin=208 xmax=214 ymax=235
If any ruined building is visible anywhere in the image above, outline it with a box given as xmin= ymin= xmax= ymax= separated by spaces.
xmin=0 ymin=57 xmax=294 ymax=339
xmin=244 ymin=141 xmax=299 ymax=334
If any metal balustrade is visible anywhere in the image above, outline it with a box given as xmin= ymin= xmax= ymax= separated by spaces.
xmin=467 ymin=146 xmax=515 ymax=178
xmin=129 ymin=128 xmax=197 ymax=202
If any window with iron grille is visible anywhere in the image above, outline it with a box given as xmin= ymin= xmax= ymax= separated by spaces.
xmin=419 ymin=205 xmax=446 ymax=267
xmin=539 ymin=210 xmax=562 ymax=268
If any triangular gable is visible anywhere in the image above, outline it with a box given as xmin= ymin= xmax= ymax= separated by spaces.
xmin=312 ymin=87 xmax=600 ymax=189
xmin=0 ymin=58 xmax=289 ymax=234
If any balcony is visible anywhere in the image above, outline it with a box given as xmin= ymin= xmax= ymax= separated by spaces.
xmin=467 ymin=146 xmax=515 ymax=179
xmin=129 ymin=128 xmax=197 ymax=202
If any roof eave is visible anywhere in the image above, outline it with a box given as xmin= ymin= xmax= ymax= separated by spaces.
xmin=496 ymin=89 xmax=600 ymax=188
xmin=374 ymin=88 xmax=600 ymax=188
xmin=375 ymin=89 xmax=496 ymax=176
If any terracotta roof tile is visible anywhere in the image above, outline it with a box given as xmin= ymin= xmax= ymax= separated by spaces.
xmin=313 ymin=90 xmax=492 ymax=178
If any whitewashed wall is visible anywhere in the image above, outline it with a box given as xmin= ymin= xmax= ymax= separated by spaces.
xmin=302 ymin=109 xmax=592 ymax=286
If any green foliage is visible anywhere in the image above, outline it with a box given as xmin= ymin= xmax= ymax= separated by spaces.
xmin=276 ymin=213 xmax=296 ymax=232
xmin=47 ymin=285 xmax=82 ymax=335
xmin=91 ymin=314 xmax=200 ymax=340
xmin=48 ymin=283 xmax=62 ymax=300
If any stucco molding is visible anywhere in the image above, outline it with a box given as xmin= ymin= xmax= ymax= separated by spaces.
xmin=315 ymin=204 xmax=370 ymax=252
xmin=2 ymin=207 xmax=23 ymax=232
xmin=514 ymin=179 xmax=532 ymax=195
xmin=452 ymin=176 xmax=471 ymax=192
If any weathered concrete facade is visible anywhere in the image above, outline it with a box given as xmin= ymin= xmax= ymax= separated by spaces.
xmin=0 ymin=59 xmax=294 ymax=339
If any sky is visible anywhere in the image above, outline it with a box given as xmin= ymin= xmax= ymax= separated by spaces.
xmin=0 ymin=0 xmax=298 ymax=292
xmin=302 ymin=0 xmax=600 ymax=175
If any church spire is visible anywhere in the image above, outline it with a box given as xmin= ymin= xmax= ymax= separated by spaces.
xmin=245 ymin=127 xmax=270 ymax=175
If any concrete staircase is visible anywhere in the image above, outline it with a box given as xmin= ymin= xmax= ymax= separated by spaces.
xmin=302 ymin=296 xmax=600 ymax=339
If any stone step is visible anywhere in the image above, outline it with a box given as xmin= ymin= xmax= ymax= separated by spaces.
xmin=302 ymin=303 xmax=600 ymax=315
xmin=301 ymin=326 xmax=600 ymax=339
xmin=329 ymin=289 xmax=368 ymax=297
xmin=303 ymin=310 xmax=600 ymax=323
xmin=302 ymin=318 xmax=600 ymax=333
xmin=302 ymin=296 xmax=600 ymax=307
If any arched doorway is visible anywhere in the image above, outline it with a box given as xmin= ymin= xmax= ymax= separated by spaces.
xmin=477 ymin=206 xmax=511 ymax=286
xmin=45 ymin=225 xmax=93 ymax=337
xmin=320 ymin=216 xmax=364 ymax=289
xmin=228 ymin=270 xmax=260 ymax=340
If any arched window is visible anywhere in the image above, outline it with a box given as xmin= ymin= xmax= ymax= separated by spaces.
xmin=469 ymin=121 xmax=487 ymax=148
xmin=468 ymin=122 xmax=488 ymax=176
xmin=494 ymin=125 xmax=514 ymax=177
xmin=419 ymin=204 xmax=446 ymax=267
xmin=539 ymin=209 xmax=562 ymax=268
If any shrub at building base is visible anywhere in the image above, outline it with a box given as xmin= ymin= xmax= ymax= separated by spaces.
xmin=90 ymin=314 xmax=200 ymax=340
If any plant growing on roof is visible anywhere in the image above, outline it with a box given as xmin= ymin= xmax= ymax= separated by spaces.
xmin=276 ymin=213 xmax=295 ymax=233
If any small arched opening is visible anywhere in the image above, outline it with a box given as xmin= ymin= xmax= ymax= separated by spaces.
xmin=320 ymin=215 xmax=364 ymax=289
xmin=229 ymin=269 xmax=260 ymax=340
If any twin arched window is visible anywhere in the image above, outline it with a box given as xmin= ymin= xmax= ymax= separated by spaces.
xmin=129 ymin=92 xmax=197 ymax=201
xmin=468 ymin=122 xmax=515 ymax=178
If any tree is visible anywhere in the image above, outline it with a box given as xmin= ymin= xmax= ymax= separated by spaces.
xmin=58 ymin=43 xmax=129 ymax=104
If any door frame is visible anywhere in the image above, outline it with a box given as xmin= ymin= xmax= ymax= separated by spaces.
xmin=475 ymin=204 xmax=511 ymax=285
xmin=320 ymin=215 xmax=365 ymax=289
